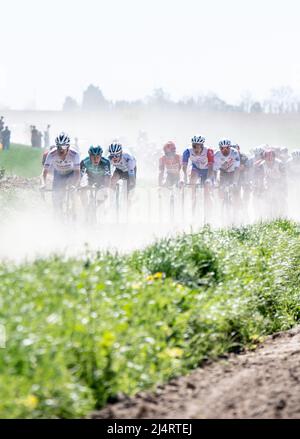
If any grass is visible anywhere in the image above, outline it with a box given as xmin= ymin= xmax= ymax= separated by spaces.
xmin=0 ymin=144 xmax=43 ymax=177
xmin=0 ymin=219 xmax=299 ymax=418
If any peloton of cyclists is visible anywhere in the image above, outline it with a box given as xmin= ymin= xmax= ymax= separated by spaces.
xmin=41 ymin=131 xmax=299 ymax=220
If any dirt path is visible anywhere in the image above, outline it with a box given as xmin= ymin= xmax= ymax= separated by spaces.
xmin=93 ymin=325 xmax=300 ymax=419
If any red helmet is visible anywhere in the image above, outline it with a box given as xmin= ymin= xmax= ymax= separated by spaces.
xmin=163 ymin=141 xmax=176 ymax=153
xmin=264 ymin=149 xmax=275 ymax=162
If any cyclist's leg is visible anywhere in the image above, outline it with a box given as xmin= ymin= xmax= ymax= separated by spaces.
xmin=190 ymin=168 xmax=199 ymax=214
xmin=52 ymin=171 xmax=68 ymax=217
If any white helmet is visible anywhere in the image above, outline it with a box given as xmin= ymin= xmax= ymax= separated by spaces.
xmin=219 ymin=138 xmax=231 ymax=148
xmin=108 ymin=143 xmax=122 ymax=156
xmin=55 ymin=132 xmax=70 ymax=149
xmin=191 ymin=135 xmax=205 ymax=145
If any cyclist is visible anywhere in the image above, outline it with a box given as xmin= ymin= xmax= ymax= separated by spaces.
xmin=232 ymin=143 xmax=252 ymax=208
xmin=254 ymin=148 xmax=286 ymax=217
xmin=158 ymin=141 xmax=181 ymax=187
xmin=80 ymin=145 xmax=111 ymax=187
xmin=42 ymin=132 xmax=80 ymax=212
xmin=108 ymin=143 xmax=137 ymax=192
xmin=214 ymin=139 xmax=240 ymax=188
xmin=279 ymin=146 xmax=290 ymax=164
xmin=80 ymin=145 xmax=111 ymax=215
xmin=182 ymin=135 xmax=214 ymax=184
xmin=288 ymin=150 xmax=300 ymax=179
xmin=182 ymin=135 xmax=214 ymax=214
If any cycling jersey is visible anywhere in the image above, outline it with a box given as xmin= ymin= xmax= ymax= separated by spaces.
xmin=80 ymin=156 xmax=111 ymax=185
xmin=182 ymin=147 xmax=214 ymax=170
xmin=44 ymin=147 xmax=80 ymax=175
xmin=255 ymin=158 xmax=285 ymax=182
xmin=110 ymin=153 xmax=136 ymax=176
xmin=213 ymin=148 xmax=240 ymax=173
xmin=159 ymin=154 xmax=181 ymax=175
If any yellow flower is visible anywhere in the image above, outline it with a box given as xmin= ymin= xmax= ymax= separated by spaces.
xmin=131 ymin=282 xmax=142 ymax=289
xmin=146 ymin=272 xmax=164 ymax=282
xmin=165 ymin=347 xmax=183 ymax=358
xmin=21 ymin=395 xmax=39 ymax=410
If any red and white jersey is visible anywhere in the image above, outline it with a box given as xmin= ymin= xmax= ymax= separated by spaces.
xmin=182 ymin=147 xmax=214 ymax=170
xmin=159 ymin=154 xmax=181 ymax=175
xmin=213 ymin=148 xmax=240 ymax=173
xmin=44 ymin=147 xmax=80 ymax=175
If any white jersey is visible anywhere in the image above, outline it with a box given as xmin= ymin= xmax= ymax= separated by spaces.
xmin=213 ymin=148 xmax=240 ymax=173
xmin=44 ymin=147 xmax=80 ymax=175
xmin=111 ymin=152 xmax=136 ymax=175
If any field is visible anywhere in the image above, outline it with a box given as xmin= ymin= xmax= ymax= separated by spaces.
xmin=0 ymin=220 xmax=299 ymax=418
xmin=0 ymin=144 xmax=42 ymax=178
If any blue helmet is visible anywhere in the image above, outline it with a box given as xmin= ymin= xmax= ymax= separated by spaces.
xmin=88 ymin=145 xmax=103 ymax=156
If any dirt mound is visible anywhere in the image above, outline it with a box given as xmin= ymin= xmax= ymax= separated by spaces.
xmin=0 ymin=176 xmax=40 ymax=190
xmin=93 ymin=325 xmax=300 ymax=419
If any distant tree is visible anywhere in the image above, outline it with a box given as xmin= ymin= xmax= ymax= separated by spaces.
xmin=269 ymin=86 xmax=296 ymax=113
xmin=202 ymin=93 xmax=228 ymax=111
xmin=146 ymin=88 xmax=171 ymax=106
xmin=82 ymin=84 xmax=108 ymax=111
xmin=62 ymin=96 xmax=79 ymax=111
xmin=239 ymin=91 xmax=254 ymax=113
xmin=250 ymin=101 xmax=263 ymax=113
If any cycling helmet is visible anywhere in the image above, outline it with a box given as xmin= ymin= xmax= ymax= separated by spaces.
xmin=219 ymin=139 xmax=231 ymax=148
xmin=253 ymin=146 xmax=265 ymax=157
xmin=88 ymin=145 xmax=103 ymax=156
xmin=280 ymin=147 xmax=288 ymax=154
xmin=191 ymin=135 xmax=205 ymax=145
xmin=292 ymin=150 xmax=300 ymax=159
xmin=108 ymin=143 xmax=122 ymax=156
xmin=264 ymin=149 xmax=275 ymax=162
xmin=163 ymin=141 xmax=176 ymax=153
xmin=55 ymin=132 xmax=70 ymax=149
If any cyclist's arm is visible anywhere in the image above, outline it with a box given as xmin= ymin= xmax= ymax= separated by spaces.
xmin=207 ymin=148 xmax=214 ymax=178
xmin=158 ymin=157 xmax=164 ymax=186
xmin=233 ymin=152 xmax=241 ymax=184
xmin=42 ymin=167 xmax=49 ymax=185
xmin=182 ymin=149 xmax=190 ymax=183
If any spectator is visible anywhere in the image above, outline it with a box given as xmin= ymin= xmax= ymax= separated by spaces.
xmin=0 ymin=116 xmax=4 ymax=133
xmin=31 ymin=125 xmax=39 ymax=147
xmin=37 ymin=130 xmax=43 ymax=148
xmin=2 ymin=126 xmax=11 ymax=150
xmin=44 ymin=124 xmax=50 ymax=148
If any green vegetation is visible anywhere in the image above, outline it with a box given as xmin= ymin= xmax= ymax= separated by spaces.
xmin=0 ymin=220 xmax=299 ymax=418
xmin=0 ymin=144 xmax=42 ymax=177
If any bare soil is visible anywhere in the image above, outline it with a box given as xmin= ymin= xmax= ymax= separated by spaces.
xmin=93 ymin=325 xmax=300 ymax=419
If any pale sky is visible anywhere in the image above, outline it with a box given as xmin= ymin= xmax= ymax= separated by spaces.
xmin=0 ymin=0 xmax=300 ymax=110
